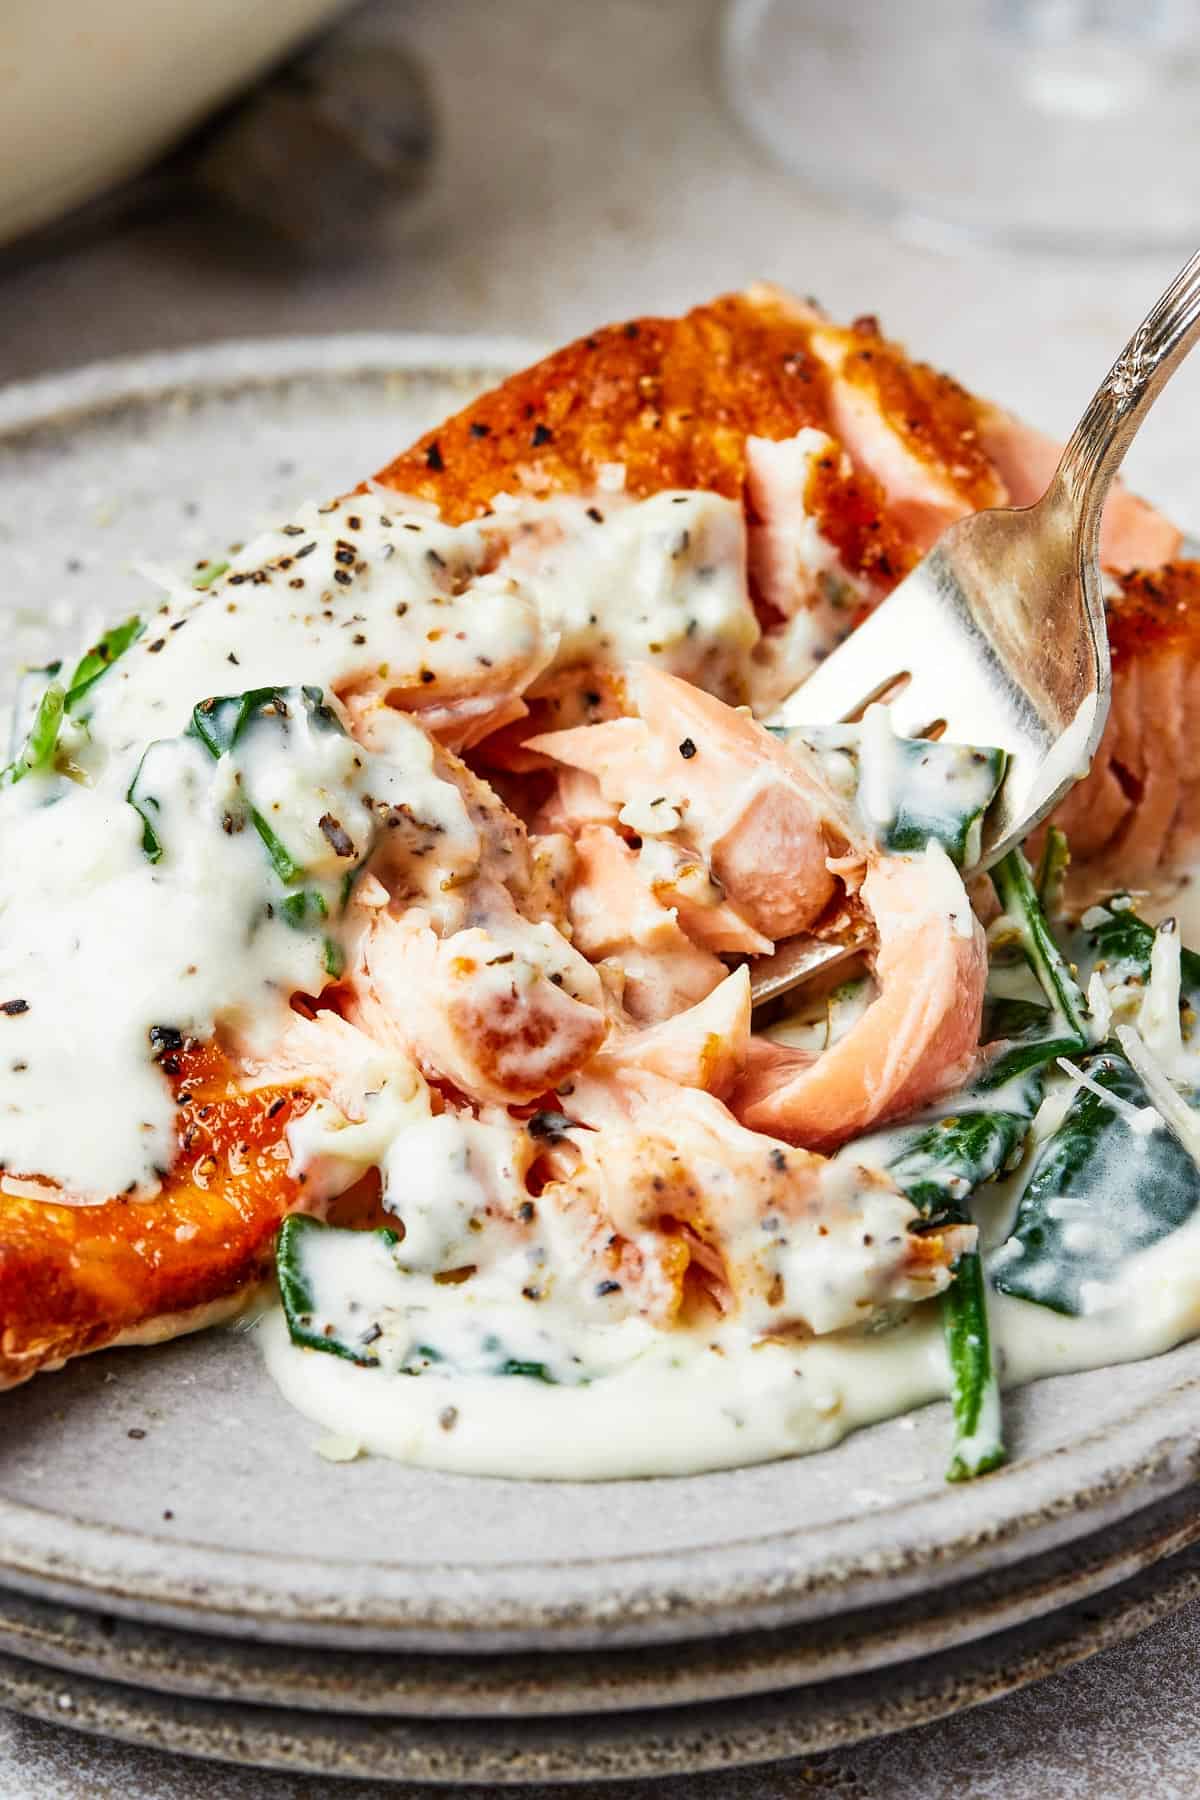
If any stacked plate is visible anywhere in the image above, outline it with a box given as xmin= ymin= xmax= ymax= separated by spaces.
xmin=1 ymin=1327 xmax=1200 ymax=1784
xmin=2 ymin=339 xmax=1200 ymax=1785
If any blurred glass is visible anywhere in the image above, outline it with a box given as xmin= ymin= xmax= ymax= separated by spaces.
xmin=723 ymin=0 xmax=1200 ymax=253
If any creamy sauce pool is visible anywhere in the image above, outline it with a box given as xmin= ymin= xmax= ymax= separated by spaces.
xmin=259 ymin=1153 xmax=1200 ymax=1479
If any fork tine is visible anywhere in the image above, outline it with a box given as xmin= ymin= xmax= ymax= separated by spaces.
xmin=772 ymin=563 xmax=978 ymax=735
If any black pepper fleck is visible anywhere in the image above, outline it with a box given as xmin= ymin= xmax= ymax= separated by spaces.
xmin=678 ymin=737 xmax=697 ymax=759
xmin=319 ymin=814 xmax=355 ymax=857
xmin=426 ymin=440 xmax=445 ymax=472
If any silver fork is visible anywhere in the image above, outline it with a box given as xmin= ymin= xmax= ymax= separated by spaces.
xmin=752 ymin=248 xmax=1200 ymax=1011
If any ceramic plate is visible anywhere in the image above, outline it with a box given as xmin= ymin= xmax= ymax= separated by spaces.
xmin=0 ymin=1483 xmax=1196 ymax=1719
xmin=1 ymin=1538 xmax=1198 ymax=1784
xmin=3 ymin=337 xmax=1200 ymax=1656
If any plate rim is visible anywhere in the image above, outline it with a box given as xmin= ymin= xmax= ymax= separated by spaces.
xmin=1 ymin=1539 xmax=1198 ymax=1785
xmin=3 ymin=332 xmax=1200 ymax=1653
xmin=0 ymin=1483 xmax=1197 ymax=1718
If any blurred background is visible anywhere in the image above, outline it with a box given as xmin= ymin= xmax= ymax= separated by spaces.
xmin=2 ymin=0 xmax=1199 ymax=523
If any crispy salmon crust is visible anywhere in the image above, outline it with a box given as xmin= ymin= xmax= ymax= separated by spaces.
xmin=370 ymin=291 xmax=988 ymax=591
xmin=0 ymin=1042 xmax=310 ymax=1388
xmin=1 ymin=288 xmax=1189 ymax=1386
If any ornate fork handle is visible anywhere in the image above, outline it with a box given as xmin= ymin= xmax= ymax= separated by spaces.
xmin=1056 ymin=247 xmax=1200 ymax=566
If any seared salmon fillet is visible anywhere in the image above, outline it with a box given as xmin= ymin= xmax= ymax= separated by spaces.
xmin=0 ymin=285 xmax=1186 ymax=1389
xmin=373 ymin=286 xmax=1177 ymax=583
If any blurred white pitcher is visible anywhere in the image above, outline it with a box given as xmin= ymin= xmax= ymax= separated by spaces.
xmin=0 ymin=0 xmax=345 ymax=248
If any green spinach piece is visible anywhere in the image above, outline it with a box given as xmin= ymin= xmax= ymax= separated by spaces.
xmin=0 ymin=683 xmax=65 ymax=787
xmin=126 ymin=746 xmax=165 ymax=862
xmin=991 ymin=1048 xmax=1200 ymax=1315
xmin=886 ymin=1073 xmax=1042 ymax=1222
xmin=1035 ymin=824 xmax=1070 ymax=917
xmin=2 ymin=615 xmax=145 ymax=787
xmin=942 ymin=1249 xmax=1004 ymax=1481
xmin=875 ymin=737 xmax=1006 ymax=865
xmin=276 ymin=1215 xmax=400 ymax=1365
xmin=276 ymin=1218 xmax=563 ymax=1382
xmin=65 ymin=615 xmax=145 ymax=711
xmin=1068 ymin=894 xmax=1200 ymax=997
xmin=187 ymin=686 xmax=346 ymax=885
xmin=985 ymin=848 xmax=1088 ymax=1085
xmin=773 ymin=723 xmax=1005 ymax=867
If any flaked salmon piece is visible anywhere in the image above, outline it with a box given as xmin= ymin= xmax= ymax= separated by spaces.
xmin=356 ymin=906 xmax=606 ymax=1107
xmin=637 ymin=837 xmax=774 ymax=956
xmin=1047 ymin=562 xmax=1200 ymax=899
xmin=471 ymin=668 xmax=629 ymax=777
xmin=340 ymin=698 xmax=580 ymax=938
xmin=335 ymin=569 xmax=554 ymax=755
xmin=591 ymin=967 xmax=752 ymax=1098
xmin=533 ymin=767 xmax=621 ymax=836
xmin=745 ymin=430 xmax=912 ymax=624
xmin=976 ymin=405 xmax=1182 ymax=573
xmin=531 ymin=765 xmax=764 ymax=950
xmin=242 ymin=1011 xmax=426 ymax=1123
xmin=242 ymin=1012 xmax=437 ymax=1209
xmin=564 ymin=824 xmax=726 ymax=1023
xmin=790 ymin=304 xmax=1006 ymax=550
xmin=530 ymin=665 xmax=856 ymax=942
xmin=734 ymin=848 xmax=987 ymax=1150
xmin=560 ymin=1068 xmax=969 ymax=1331
xmin=0 ymin=1040 xmax=310 ymax=1389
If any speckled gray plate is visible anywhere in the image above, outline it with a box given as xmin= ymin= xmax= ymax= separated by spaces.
xmin=3 ymin=1537 xmax=1200 ymax=1785
xmin=1 ymin=1481 xmax=1198 ymax=1719
xmin=3 ymin=337 xmax=1200 ymax=1661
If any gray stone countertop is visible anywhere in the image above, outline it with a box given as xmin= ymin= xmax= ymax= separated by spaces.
xmin=1 ymin=0 xmax=1199 ymax=1793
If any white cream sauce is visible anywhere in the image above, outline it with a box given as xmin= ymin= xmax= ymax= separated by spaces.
xmin=260 ymin=1057 xmax=1200 ymax=1479
xmin=0 ymin=489 xmax=759 ymax=1201
xmin=259 ymin=1204 xmax=1200 ymax=1480
xmin=791 ymin=703 xmax=1005 ymax=868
